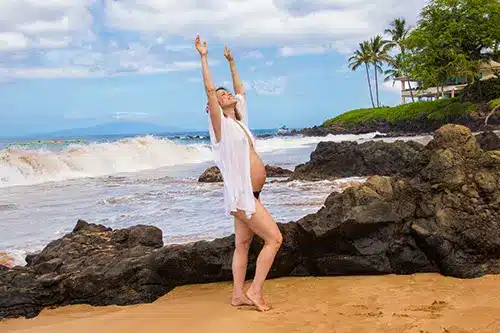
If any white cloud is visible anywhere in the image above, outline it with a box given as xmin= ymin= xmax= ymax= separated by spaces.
xmin=164 ymin=44 xmax=192 ymax=52
xmin=104 ymin=0 xmax=426 ymax=49
xmin=279 ymin=45 xmax=328 ymax=57
xmin=382 ymin=80 xmax=402 ymax=94
xmin=243 ymin=50 xmax=264 ymax=59
xmin=279 ymin=40 xmax=354 ymax=57
xmin=0 ymin=32 xmax=30 ymax=51
xmin=251 ymin=76 xmax=287 ymax=95
xmin=35 ymin=37 xmax=72 ymax=49
xmin=0 ymin=0 xmax=94 ymax=49
xmin=0 ymin=60 xmax=208 ymax=80
xmin=0 ymin=0 xmax=428 ymax=79
xmin=250 ymin=60 xmax=274 ymax=73
xmin=113 ymin=112 xmax=152 ymax=120
xmin=220 ymin=79 xmax=254 ymax=92
xmin=1 ymin=67 xmax=91 ymax=79
xmin=0 ymin=0 xmax=98 ymax=78
xmin=19 ymin=16 xmax=72 ymax=34
xmin=243 ymin=80 xmax=253 ymax=91
xmin=0 ymin=1 xmax=209 ymax=79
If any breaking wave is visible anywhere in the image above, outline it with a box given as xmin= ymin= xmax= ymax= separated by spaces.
xmin=0 ymin=135 xmax=213 ymax=188
xmin=0 ymin=131 xmax=387 ymax=188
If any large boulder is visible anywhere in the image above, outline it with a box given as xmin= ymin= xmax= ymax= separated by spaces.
xmin=0 ymin=219 xmax=310 ymax=319
xmin=297 ymin=125 xmax=500 ymax=277
xmin=198 ymin=166 xmax=223 ymax=182
xmin=199 ymin=164 xmax=293 ymax=182
xmin=475 ymin=131 xmax=500 ymax=151
xmin=265 ymin=164 xmax=293 ymax=178
xmin=1 ymin=124 xmax=499 ymax=319
xmin=149 ymin=221 xmax=310 ymax=286
xmin=410 ymin=125 xmax=500 ymax=276
xmin=0 ymin=220 xmax=166 ymax=319
xmin=298 ymin=175 xmax=437 ymax=276
xmin=299 ymin=125 xmax=332 ymax=137
xmin=291 ymin=131 xmax=500 ymax=182
xmin=290 ymin=140 xmax=429 ymax=180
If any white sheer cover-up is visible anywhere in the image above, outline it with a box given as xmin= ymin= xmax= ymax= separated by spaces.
xmin=208 ymin=94 xmax=256 ymax=219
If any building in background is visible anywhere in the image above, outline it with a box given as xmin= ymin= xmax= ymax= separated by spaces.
xmin=394 ymin=60 xmax=500 ymax=104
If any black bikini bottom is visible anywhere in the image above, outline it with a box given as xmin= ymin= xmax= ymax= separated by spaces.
xmin=253 ymin=191 xmax=261 ymax=199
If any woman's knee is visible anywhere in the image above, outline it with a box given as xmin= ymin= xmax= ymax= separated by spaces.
xmin=266 ymin=228 xmax=282 ymax=249
xmin=275 ymin=230 xmax=283 ymax=247
xmin=235 ymin=234 xmax=253 ymax=250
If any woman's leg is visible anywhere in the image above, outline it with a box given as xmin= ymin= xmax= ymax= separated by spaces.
xmin=231 ymin=216 xmax=254 ymax=306
xmin=231 ymin=199 xmax=283 ymax=311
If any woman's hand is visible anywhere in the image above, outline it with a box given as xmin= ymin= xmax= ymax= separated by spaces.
xmin=224 ymin=45 xmax=234 ymax=61
xmin=195 ymin=35 xmax=208 ymax=56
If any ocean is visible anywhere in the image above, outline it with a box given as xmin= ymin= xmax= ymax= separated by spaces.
xmin=0 ymin=129 xmax=432 ymax=266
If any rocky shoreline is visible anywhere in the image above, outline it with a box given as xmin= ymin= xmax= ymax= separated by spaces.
xmin=1 ymin=124 xmax=499 ymax=319
xmin=298 ymin=105 xmax=500 ymax=137
xmin=290 ymin=130 xmax=500 ymax=181
xmin=299 ymin=123 xmax=500 ymax=138
xmin=199 ymin=131 xmax=499 ymax=182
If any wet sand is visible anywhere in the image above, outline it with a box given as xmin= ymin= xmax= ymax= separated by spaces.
xmin=1 ymin=273 xmax=499 ymax=333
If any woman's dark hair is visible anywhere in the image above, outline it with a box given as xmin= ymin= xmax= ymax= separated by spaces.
xmin=216 ymin=86 xmax=241 ymax=121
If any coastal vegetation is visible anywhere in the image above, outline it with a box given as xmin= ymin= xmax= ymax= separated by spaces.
xmin=350 ymin=0 xmax=500 ymax=104
xmin=321 ymin=77 xmax=500 ymax=132
xmin=341 ymin=0 xmax=500 ymax=131
xmin=323 ymin=98 xmax=476 ymax=127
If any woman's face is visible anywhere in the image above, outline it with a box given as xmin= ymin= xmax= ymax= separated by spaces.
xmin=216 ymin=89 xmax=237 ymax=108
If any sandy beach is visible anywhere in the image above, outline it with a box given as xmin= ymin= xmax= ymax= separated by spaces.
xmin=1 ymin=273 xmax=498 ymax=333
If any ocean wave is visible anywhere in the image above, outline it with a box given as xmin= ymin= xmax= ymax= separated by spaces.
xmin=256 ymin=132 xmax=385 ymax=153
xmin=0 ymin=135 xmax=213 ymax=188
xmin=0 ymin=249 xmax=27 ymax=267
xmin=0 ymin=132 xmax=385 ymax=188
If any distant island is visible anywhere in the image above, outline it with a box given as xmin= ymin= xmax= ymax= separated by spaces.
xmin=4 ymin=122 xmax=198 ymax=140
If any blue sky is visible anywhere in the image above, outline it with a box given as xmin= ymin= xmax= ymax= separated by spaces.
xmin=0 ymin=0 xmax=427 ymax=136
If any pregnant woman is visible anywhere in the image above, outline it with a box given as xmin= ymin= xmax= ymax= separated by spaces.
xmin=195 ymin=35 xmax=282 ymax=312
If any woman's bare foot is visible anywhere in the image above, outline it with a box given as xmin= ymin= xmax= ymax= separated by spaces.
xmin=245 ymin=289 xmax=272 ymax=311
xmin=231 ymin=295 xmax=253 ymax=306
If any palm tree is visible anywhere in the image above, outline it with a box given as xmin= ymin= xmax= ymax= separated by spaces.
xmin=384 ymin=53 xmax=413 ymax=98
xmin=349 ymin=41 xmax=376 ymax=108
xmin=384 ymin=18 xmax=409 ymax=53
xmin=384 ymin=54 xmax=403 ymax=83
xmin=385 ymin=18 xmax=415 ymax=102
xmin=369 ymin=35 xmax=392 ymax=107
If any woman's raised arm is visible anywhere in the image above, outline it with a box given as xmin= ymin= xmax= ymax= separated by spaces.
xmin=224 ymin=45 xmax=244 ymax=96
xmin=195 ymin=35 xmax=222 ymax=142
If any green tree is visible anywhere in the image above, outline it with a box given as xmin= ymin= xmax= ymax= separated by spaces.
xmin=384 ymin=54 xmax=403 ymax=84
xmin=405 ymin=0 xmax=500 ymax=97
xmin=492 ymin=40 xmax=500 ymax=62
xmin=369 ymin=35 xmax=392 ymax=107
xmin=385 ymin=18 xmax=415 ymax=102
xmin=349 ymin=41 xmax=376 ymax=108
xmin=384 ymin=18 xmax=410 ymax=53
